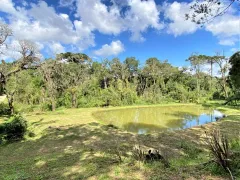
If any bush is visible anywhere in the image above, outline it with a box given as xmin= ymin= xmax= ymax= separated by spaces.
xmin=0 ymin=103 xmax=10 ymax=115
xmin=3 ymin=114 xmax=27 ymax=141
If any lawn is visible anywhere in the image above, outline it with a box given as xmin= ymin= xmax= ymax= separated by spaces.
xmin=0 ymin=103 xmax=239 ymax=180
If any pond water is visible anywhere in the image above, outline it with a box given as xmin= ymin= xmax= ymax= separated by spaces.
xmin=94 ymin=105 xmax=223 ymax=134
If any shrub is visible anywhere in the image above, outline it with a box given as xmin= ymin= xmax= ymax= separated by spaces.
xmin=40 ymin=102 xmax=52 ymax=111
xmin=3 ymin=114 xmax=27 ymax=141
xmin=0 ymin=103 xmax=10 ymax=115
xmin=205 ymin=130 xmax=236 ymax=180
xmin=0 ymin=123 xmax=5 ymax=134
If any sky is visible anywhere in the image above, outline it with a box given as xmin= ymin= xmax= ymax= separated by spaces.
xmin=0 ymin=0 xmax=239 ymax=67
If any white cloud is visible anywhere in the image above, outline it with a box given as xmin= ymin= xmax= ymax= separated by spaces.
xmin=60 ymin=13 xmax=69 ymax=19
xmin=59 ymin=0 xmax=76 ymax=7
xmin=76 ymin=0 xmax=124 ymax=35
xmin=124 ymin=0 xmax=163 ymax=41
xmin=1 ymin=0 xmax=238 ymax=58
xmin=219 ymin=38 xmax=236 ymax=46
xmin=94 ymin=40 xmax=124 ymax=57
xmin=205 ymin=14 xmax=240 ymax=46
xmin=75 ymin=0 xmax=163 ymax=41
xmin=0 ymin=0 xmax=16 ymax=15
xmin=22 ymin=1 xmax=28 ymax=7
xmin=49 ymin=42 xmax=66 ymax=55
xmin=206 ymin=15 xmax=239 ymax=37
xmin=163 ymin=1 xmax=240 ymax=46
xmin=1 ymin=0 xmax=163 ymax=56
xmin=163 ymin=1 xmax=198 ymax=36
xmin=0 ymin=0 xmax=94 ymax=56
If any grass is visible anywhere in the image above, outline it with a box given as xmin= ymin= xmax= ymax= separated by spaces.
xmin=0 ymin=102 xmax=239 ymax=180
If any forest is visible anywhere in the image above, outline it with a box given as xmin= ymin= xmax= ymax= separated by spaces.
xmin=1 ymin=43 xmax=239 ymax=114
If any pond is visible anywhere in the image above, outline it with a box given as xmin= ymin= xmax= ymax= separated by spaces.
xmin=94 ymin=105 xmax=223 ymax=134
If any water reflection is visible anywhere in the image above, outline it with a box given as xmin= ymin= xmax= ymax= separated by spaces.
xmin=94 ymin=105 xmax=223 ymax=134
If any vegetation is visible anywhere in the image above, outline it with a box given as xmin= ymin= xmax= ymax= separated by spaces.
xmin=185 ymin=0 xmax=239 ymax=25
xmin=2 ymin=50 xmax=238 ymax=113
xmin=0 ymin=114 xmax=27 ymax=142
xmin=205 ymin=130 xmax=234 ymax=179
xmin=0 ymin=23 xmax=239 ymax=114
xmin=0 ymin=103 xmax=239 ymax=179
xmin=0 ymin=22 xmax=240 ymax=179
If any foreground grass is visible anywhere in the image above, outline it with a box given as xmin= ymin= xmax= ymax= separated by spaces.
xmin=0 ymin=103 xmax=239 ymax=180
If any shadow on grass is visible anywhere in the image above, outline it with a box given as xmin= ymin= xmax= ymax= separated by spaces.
xmin=0 ymin=119 xmax=238 ymax=179
xmin=0 ymin=123 xmax=138 ymax=179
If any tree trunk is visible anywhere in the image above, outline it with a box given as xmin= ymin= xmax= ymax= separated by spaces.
xmin=6 ymin=93 xmax=14 ymax=115
xmin=104 ymin=76 xmax=107 ymax=89
xmin=51 ymin=98 xmax=56 ymax=111
xmin=210 ymin=60 xmax=213 ymax=91
xmin=196 ymin=74 xmax=200 ymax=102
xmin=223 ymin=80 xmax=229 ymax=98
xmin=9 ymin=101 xmax=14 ymax=115
xmin=71 ymin=92 xmax=77 ymax=108
xmin=222 ymin=73 xmax=228 ymax=99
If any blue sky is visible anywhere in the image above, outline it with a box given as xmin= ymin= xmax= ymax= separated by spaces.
xmin=0 ymin=0 xmax=239 ymax=67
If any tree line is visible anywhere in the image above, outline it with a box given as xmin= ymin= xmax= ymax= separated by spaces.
xmin=0 ymin=23 xmax=239 ymax=114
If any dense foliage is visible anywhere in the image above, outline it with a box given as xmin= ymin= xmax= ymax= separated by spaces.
xmin=0 ymin=52 xmax=233 ymax=112
xmin=229 ymin=51 xmax=240 ymax=93
xmin=0 ymin=114 xmax=27 ymax=142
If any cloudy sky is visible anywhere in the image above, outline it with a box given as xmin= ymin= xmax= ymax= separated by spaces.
xmin=0 ymin=0 xmax=239 ymax=66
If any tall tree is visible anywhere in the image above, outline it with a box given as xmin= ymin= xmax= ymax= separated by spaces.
xmin=229 ymin=51 xmax=240 ymax=94
xmin=56 ymin=52 xmax=91 ymax=63
xmin=207 ymin=56 xmax=215 ymax=91
xmin=124 ymin=57 xmax=139 ymax=81
xmin=0 ymin=40 xmax=40 ymax=114
xmin=64 ymin=62 xmax=90 ymax=108
xmin=212 ymin=53 xmax=229 ymax=98
xmin=40 ymin=60 xmax=63 ymax=111
xmin=187 ymin=54 xmax=206 ymax=101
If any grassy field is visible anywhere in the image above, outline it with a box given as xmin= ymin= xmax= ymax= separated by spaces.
xmin=0 ymin=103 xmax=239 ymax=180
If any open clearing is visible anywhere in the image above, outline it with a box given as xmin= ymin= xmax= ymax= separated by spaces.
xmin=0 ymin=103 xmax=239 ymax=180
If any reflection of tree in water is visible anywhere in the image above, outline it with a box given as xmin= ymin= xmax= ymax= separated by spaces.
xmin=94 ymin=106 xmax=219 ymax=134
xmin=166 ymin=113 xmax=199 ymax=130
xmin=133 ymin=109 xmax=139 ymax=123
xmin=123 ymin=122 xmax=167 ymax=134
xmin=157 ymin=107 xmax=214 ymax=130
xmin=170 ymin=108 xmax=217 ymax=130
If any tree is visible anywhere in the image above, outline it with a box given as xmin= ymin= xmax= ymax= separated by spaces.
xmin=212 ymin=53 xmax=229 ymax=98
xmin=13 ymin=70 xmax=43 ymax=105
xmin=186 ymin=54 xmax=206 ymax=101
xmin=56 ymin=52 xmax=91 ymax=63
xmin=124 ymin=57 xmax=139 ymax=81
xmin=185 ymin=0 xmax=239 ymax=25
xmin=207 ymin=56 xmax=216 ymax=91
xmin=0 ymin=40 xmax=40 ymax=114
xmin=64 ymin=62 xmax=90 ymax=108
xmin=229 ymin=51 xmax=240 ymax=94
xmin=40 ymin=60 xmax=61 ymax=111
xmin=91 ymin=60 xmax=111 ymax=89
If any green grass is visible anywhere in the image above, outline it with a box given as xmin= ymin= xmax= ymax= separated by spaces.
xmin=0 ymin=102 xmax=239 ymax=179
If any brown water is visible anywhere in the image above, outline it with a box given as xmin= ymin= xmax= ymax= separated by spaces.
xmin=94 ymin=105 xmax=223 ymax=134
